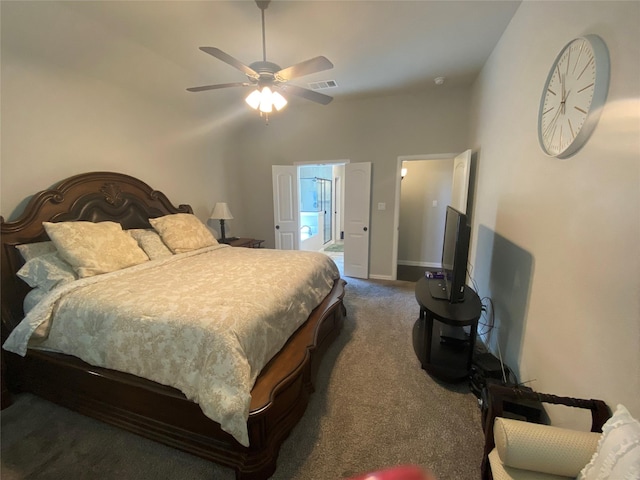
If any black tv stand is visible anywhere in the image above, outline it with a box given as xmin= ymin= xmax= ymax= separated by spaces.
xmin=413 ymin=277 xmax=482 ymax=382
xmin=439 ymin=324 xmax=470 ymax=345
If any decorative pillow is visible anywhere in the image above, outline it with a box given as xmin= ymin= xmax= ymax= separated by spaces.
xmin=16 ymin=241 xmax=57 ymax=262
xmin=578 ymin=404 xmax=640 ymax=480
xmin=43 ymin=221 xmax=149 ymax=278
xmin=127 ymin=229 xmax=173 ymax=260
xmin=23 ymin=287 xmax=48 ymax=314
xmin=17 ymin=252 xmax=77 ymax=291
xmin=494 ymin=417 xmax=600 ymax=477
xmin=149 ymin=214 xmax=218 ymax=254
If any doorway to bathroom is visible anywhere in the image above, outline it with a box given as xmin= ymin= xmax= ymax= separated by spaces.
xmin=298 ymin=164 xmax=343 ymax=255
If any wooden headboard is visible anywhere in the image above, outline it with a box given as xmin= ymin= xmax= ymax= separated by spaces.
xmin=1 ymin=171 xmax=192 ymax=340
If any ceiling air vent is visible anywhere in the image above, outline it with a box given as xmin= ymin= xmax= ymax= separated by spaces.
xmin=308 ymin=80 xmax=338 ymax=90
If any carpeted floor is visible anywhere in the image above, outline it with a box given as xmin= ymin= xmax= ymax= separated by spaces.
xmin=1 ymin=277 xmax=485 ymax=480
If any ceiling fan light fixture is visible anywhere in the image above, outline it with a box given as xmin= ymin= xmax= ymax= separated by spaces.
xmin=245 ymin=89 xmax=262 ymax=109
xmin=245 ymin=87 xmax=287 ymax=114
xmin=272 ymin=91 xmax=288 ymax=111
xmin=259 ymin=86 xmax=273 ymax=113
xmin=190 ymin=1 xmax=332 ymax=117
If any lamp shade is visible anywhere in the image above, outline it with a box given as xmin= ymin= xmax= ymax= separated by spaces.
xmin=245 ymin=87 xmax=287 ymax=113
xmin=210 ymin=202 xmax=234 ymax=220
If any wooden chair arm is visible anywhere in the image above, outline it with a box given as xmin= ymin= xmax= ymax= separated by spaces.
xmin=480 ymin=383 xmax=610 ymax=480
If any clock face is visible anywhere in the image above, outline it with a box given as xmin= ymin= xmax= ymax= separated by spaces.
xmin=538 ymin=35 xmax=610 ymax=158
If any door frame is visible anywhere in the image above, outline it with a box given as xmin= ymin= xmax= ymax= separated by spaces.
xmin=391 ymin=153 xmax=458 ymax=281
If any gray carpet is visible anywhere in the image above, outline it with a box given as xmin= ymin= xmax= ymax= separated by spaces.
xmin=1 ymin=277 xmax=485 ymax=479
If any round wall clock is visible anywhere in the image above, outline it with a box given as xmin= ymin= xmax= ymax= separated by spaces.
xmin=538 ymin=35 xmax=610 ymax=158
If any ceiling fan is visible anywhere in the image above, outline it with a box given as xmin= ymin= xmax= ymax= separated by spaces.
xmin=187 ymin=0 xmax=334 ymax=115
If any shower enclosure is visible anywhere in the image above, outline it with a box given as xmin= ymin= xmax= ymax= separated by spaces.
xmin=299 ymin=175 xmax=332 ymax=249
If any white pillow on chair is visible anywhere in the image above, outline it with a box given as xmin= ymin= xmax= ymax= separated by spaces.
xmin=578 ymin=404 xmax=640 ymax=480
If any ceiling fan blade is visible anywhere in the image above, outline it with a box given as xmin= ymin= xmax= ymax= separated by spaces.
xmin=186 ymin=82 xmax=252 ymax=93
xmin=199 ymin=47 xmax=258 ymax=78
xmin=281 ymin=84 xmax=333 ymax=105
xmin=276 ymin=56 xmax=333 ymax=81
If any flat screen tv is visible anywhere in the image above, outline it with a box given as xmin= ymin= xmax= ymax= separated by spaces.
xmin=430 ymin=205 xmax=471 ymax=303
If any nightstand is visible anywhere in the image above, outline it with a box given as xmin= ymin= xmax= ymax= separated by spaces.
xmin=223 ymin=238 xmax=264 ymax=248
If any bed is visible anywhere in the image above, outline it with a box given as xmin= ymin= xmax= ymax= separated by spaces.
xmin=0 ymin=171 xmax=346 ymax=480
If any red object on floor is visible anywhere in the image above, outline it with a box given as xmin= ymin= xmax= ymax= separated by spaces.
xmin=346 ymin=465 xmax=436 ymax=480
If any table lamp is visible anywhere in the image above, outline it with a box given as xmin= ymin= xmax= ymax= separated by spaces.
xmin=210 ymin=202 xmax=234 ymax=242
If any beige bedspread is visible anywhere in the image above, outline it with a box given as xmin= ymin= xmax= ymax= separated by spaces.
xmin=3 ymin=245 xmax=340 ymax=446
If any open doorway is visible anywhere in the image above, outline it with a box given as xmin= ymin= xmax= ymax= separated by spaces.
xmin=396 ymin=157 xmax=454 ymax=281
xmin=392 ymin=151 xmax=472 ymax=281
xmin=273 ymin=161 xmax=371 ymax=278
xmin=298 ymin=163 xmax=345 ymax=273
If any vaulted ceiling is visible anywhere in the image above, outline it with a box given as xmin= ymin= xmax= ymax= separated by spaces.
xmin=1 ymin=1 xmax=521 ymax=117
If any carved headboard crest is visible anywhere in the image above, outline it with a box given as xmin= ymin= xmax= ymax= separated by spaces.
xmin=100 ymin=182 xmax=124 ymax=207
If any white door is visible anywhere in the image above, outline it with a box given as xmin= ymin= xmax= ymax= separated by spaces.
xmin=451 ymin=149 xmax=472 ymax=213
xmin=272 ymin=165 xmax=299 ymax=250
xmin=344 ymin=162 xmax=371 ymax=278
xmin=333 ymin=175 xmax=341 ymax=243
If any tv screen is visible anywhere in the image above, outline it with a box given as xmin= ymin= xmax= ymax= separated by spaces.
xmin=441 ymin=206 xmax=471 ymax=303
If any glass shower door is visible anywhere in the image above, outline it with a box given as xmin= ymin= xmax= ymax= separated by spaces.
xmin=320 ymin=178 xmax=332 ymax=244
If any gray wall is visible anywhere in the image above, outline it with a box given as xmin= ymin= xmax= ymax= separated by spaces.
xmin=231 ymin=88 xmax=471 ymax=278
xmin=468 ymin=1 xmax=640 ymax=425
xmin=0 ymin=1 xmax=239 ymax=226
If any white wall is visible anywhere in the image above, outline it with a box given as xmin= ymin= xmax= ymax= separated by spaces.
xmin=232 ymin=87 xmax=471 ymax=278
xmin=469 ymin=1 xmax=640 ymax=424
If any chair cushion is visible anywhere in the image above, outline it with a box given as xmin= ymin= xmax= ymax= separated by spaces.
xmin=494 ymin=417 xmax=600 ymax=477
xmin=488 ymin=449 xmax=573 ymax=480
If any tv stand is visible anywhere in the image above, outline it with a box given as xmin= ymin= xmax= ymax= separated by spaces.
xmin=413 ymin=277 xmax=482 ymax=382
xmin=439 ymin=324 xmax=470 ymax=345
xmin=427 ymin=277 xmax=449 ymax=300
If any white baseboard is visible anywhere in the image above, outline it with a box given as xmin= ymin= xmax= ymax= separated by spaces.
xmin=397 ymin=260 xmax=441 ymax=268
xmin=368 ymin=274 xmax=395 ymax=281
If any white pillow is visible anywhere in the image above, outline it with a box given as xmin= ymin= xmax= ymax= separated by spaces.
xmin=127 ymin=229 xmax=173 ymax=260
xmin=43 ymin=221 xmax=149 ymax=278
xmin=17 ymin=252 xmax=77 ymax=291
xmin=149 ymin=214 xmax=218 ymax=254
xmin=578 ymin=404 xmax=640 ymax=479
xmin=23 ymin=287 xmax=48 ymax=314
xmin=16 ymin=241 xmax=57 ymax=262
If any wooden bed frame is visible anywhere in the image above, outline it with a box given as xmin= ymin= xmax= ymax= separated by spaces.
xmin=0 ymin=171 xmax=346 ymax=480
